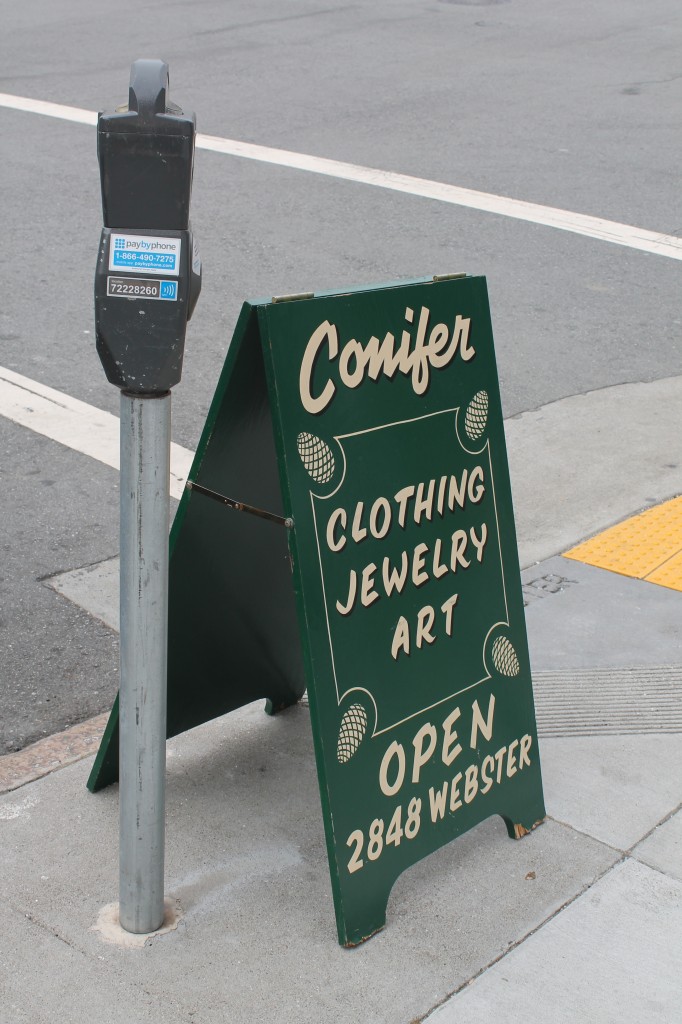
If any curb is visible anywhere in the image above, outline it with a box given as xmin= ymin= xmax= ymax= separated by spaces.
xmin=0 ymin=713 xmax=109 ymax=794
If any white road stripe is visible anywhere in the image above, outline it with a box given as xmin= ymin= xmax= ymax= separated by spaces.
xmin=1 ymin=91 xmax=681 ymax=261
xmin=0 ymin=367 xmax=193 ymax=499
xmin=0 ymin=93 xmax=97 ymax=126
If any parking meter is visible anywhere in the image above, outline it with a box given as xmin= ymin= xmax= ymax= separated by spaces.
xmin=94 ymin=59 xmax=201 ymax=393
xmin=93 ymin=60 xmax=201 ymax=936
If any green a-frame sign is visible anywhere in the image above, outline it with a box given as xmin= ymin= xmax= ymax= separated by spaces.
xmin=88 ymin=275 xmax=545 ymax=946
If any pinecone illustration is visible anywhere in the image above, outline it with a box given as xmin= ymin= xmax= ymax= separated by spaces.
xmin=464 ymin=390 xmax=489 ymax=441
xmin=337 ymin=704 xmax=368 ymax=764
xmin=297 ymin=432 xmax=335 ymax=484
xmin=491 ymin=636 xmax=520 ymax=677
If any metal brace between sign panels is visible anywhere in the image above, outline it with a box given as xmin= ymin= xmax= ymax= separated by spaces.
xmin=187 ymin=480 xmax=293 ymax=528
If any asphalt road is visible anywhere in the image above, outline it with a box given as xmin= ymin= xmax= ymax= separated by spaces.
xmin=1 ymin=0 xmax=681 ymax=753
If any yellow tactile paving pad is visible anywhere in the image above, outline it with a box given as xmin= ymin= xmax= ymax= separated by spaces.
xmin=564 ymin=495 xmax=682 ymax=593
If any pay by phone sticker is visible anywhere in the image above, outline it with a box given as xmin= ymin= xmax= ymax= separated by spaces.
xmin=108 ymin=233 xmax=182 ymax=276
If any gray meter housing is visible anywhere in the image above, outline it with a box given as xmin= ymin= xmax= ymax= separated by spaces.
xmin=94 ymin=60 xmax=201 ymax=394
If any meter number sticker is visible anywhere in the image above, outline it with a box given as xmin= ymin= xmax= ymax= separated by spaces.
xmin=107 ymin=277 xmax=178 ymax=301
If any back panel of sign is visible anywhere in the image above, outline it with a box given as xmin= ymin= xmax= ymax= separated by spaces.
xmin=87 ymin=302 xmax=304 ymax=792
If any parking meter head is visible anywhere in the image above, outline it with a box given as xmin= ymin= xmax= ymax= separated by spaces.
xmin=98 ymin=59 xmax=196 ymax=231
xmin=94 ymin=60 xmax=201 ymax=395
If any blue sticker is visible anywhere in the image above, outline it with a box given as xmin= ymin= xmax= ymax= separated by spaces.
xmin=108 ymin=234 xmax=181 ymax=276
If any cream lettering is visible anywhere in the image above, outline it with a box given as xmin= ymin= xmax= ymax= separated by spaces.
xmin=324 ymin=468 xmax=486 ymax=553
xmin=300 ymin=307 xmax=476 ymax=414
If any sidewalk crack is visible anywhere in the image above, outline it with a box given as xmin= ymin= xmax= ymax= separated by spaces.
xmin=418 ymin=852 xmax=626 ymax=1023
xmin=7 ymin=901 xmax=92 ymax=959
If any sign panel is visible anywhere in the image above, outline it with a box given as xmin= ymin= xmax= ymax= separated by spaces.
xmin=88 ymin=275 xmax=544 ymax=946
xmin=259 ymin=275 xmax=544 ymax=945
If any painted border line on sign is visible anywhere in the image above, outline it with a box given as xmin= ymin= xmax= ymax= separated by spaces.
xmin=1 ymin=92 xmax=681 ymax=262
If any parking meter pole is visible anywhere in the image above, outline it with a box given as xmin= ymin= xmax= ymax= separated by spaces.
xmin=94 ymin=59 xmax=201 ymax=934
xmin=118 ymin=391 xmax=171 ymax=934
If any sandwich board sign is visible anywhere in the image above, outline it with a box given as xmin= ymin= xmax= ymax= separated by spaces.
xmin=88 ymin=274 xmax=545 ymax=946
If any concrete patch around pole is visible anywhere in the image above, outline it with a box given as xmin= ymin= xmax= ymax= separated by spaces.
xmin=91 ymin=898 xmax=183 ymax=949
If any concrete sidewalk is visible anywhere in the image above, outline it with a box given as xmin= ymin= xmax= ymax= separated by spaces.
xmin=2 ymin=377 xmax=681 ymax=1022
xmin=1 ymin=548 xmax=681 ymax=1023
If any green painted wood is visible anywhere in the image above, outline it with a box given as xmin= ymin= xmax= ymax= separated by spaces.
xmin=86 ymin=303 xmax=304 ymax=792
xmin=259 ymin=276 xmax=545 ymax=945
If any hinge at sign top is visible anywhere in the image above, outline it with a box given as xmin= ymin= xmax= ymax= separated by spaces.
xmin=187 ymin=481 xmax=293 ymax=528
xmin=432 ymin=273 xmax=467 ymax=282
xmin=271 ymin=292 xmax=315 ymax=304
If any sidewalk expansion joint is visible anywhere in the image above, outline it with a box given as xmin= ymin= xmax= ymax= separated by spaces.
xmin=419 ymin=848 xmax=626 ymax=1023
xmin=543 ymin=814 xmax=626 ymax=855
xmin=625 ymin=798 xmax=682 ymax=856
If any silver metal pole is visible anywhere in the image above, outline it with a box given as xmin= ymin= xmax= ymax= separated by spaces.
xmin=119 ymin=391 xmax=170 ymax=933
